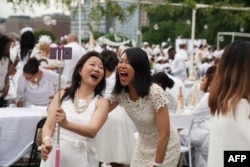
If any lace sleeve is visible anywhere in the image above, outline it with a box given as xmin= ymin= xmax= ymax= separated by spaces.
xmin=151 ymin=84 xmax=169 ymax=112
xmin=109 ymin=94 xmax=119 ymax=104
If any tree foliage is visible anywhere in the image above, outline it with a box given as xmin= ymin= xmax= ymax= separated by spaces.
xmin=6 ymin=0 xmax=138 ymax=37
xmin=142 ymin=0 xmax=250 ymax=47
xmin=33 ymin=29 xmax=56 ymax=43
xmin=6 ymin=0 xmax=250 ymax=47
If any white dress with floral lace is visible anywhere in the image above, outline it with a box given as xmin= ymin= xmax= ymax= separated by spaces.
xmin=110 ymin=83 xmax=180 ymax=167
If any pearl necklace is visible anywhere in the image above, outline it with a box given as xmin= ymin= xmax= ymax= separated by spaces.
xmin=73 ymin=89 xmax=94 ymax=113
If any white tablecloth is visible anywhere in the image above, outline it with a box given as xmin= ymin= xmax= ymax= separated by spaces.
xmin=0 ymin=106 xmax=47 ymax=167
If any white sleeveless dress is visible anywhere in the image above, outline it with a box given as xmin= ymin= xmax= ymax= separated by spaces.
xmin=40 ymin=96 xmax=99 ymax=167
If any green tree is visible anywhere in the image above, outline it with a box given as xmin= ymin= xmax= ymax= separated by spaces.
xmin=6 ymin=0 xmax=137 ymax=29
xmin=6 ymin=0 xmax=250 ymax=47
xmin=142 ymin=0 xmax=250 ymax=47
xmin=33 ymin=29 xmax=56 ymax=43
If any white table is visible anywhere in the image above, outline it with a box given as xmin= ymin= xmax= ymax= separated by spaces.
xmin=0 ymin=106 xmax=47 ymax=167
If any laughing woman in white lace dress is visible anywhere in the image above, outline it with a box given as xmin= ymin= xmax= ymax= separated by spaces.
xmin=40 ymin=51 xmax=109 ymax=167
xmin=108 ymin=48 xmax=180 ymax=167
xmin=96 ymin=50 xmax=136 ymax=167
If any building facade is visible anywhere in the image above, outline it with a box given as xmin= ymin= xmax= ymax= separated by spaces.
xmin=34 ymin=13 xmax=71 ymax=41
xmin=4 ymin=14 xmax=70 ymax=41
xmin=70 ymin=1 xmax=150 ymax=46
xmin=5 ymin=15 xmax=34 ymax=34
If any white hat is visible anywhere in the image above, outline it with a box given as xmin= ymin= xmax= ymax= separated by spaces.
xmin=179 ymin=39 xmax=186 ymax=45
xmin=143 ymin=42 xmax=149 ymax=46
xmin=20 ymin=27 xmax=33 ymax=35
xmin=156 ymin=55 xmax=164 ymax=63
xmin=161 ymin=42 xmax=168 ymax=47
xmin=38 ymin=35 xmax=52 ymax=44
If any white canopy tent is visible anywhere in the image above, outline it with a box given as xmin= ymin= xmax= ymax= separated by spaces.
xmin=217 ymin=32 xmax=250 ymax=49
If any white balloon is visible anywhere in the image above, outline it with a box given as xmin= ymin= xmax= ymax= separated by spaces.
xmin=43 ymin=16 xmax=52 ymax=25
xmin=51 ymin=19 xmax=57 ymax=25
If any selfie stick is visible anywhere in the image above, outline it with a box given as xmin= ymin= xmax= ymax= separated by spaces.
xmin=55 ymin=45 xmax=64 ymax=167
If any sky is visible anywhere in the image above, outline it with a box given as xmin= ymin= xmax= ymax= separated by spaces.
xmin=0 ymin=1 xmax=69 ymax=18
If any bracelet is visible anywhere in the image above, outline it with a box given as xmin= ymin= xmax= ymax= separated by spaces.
xmin=42 ymin=136 xmax=51 ymax=143
xmin=37 ymin=144 xmax=43 ymax=151
xmin=153 ymin=162 xmax=163 ymax=167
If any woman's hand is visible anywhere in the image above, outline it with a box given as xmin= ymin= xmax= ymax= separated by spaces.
xmin=16 ymin=100 xmax=23 ymax=107
xmin=55 ymin=108 xmax=68 ymax=128
xmin=41 ymin=141 xmax=52 ymax=161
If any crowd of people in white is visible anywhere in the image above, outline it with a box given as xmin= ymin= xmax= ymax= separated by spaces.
xmin=1 ymin=26 xmax=241 ymax=167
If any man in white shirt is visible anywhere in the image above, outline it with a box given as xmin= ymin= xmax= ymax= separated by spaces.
xmin=169 ymin=47 xmax=187 ymax=82
xmin=162 ymin=42 xmax=169 ymax=60
xmin=62 ymin=33 xmax=86 ymax=86
xmin=141 ymin=42 xmax=153 ymax=59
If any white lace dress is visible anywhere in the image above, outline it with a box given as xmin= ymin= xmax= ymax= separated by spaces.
xmin=40 ymin=96 xmax=99 ymax=167
xmin=110 ymin=83 xmax=180 ymax=167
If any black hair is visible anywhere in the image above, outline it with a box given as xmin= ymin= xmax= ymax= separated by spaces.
xmin=23 ymin=57 xmax=40 ymax=74
xmin=0 ymin=34 xmax=12 ymax=59
xmin=20 ymin=31 xmax=35 ymax=60
xmin=112 ymin=47 xmax=153 ymax=97
xmin=152 ymin=72 xmax=174 ymax=90
xmin=168 ymin=47 xmax=175 ymax=53
xmin=100 ymin=50 xmax=118 ymax=72
xmin=61 ymin=51 xmax=106 ymax=101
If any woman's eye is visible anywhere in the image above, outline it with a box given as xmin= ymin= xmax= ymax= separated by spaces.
xmin=119 ymin=59 xmax=130 ymax=64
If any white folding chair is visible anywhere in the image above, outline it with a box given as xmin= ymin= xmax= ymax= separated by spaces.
xmin=170 ymin=114 xmax=194 ymax=167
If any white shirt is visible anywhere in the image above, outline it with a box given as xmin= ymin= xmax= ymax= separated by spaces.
xmin=9 ymin=42 xmax=20 ymax=63
xmin=180 ymin=93 xmax=210 ymax=167
xmin=177 ymin=48 xmax=188 ymax=61
xmin=153 ymin=63 xmax=165 ymax=74
xmin=103 ymin=71 xmax=116 ymax=98
xmin=208 ymin=99 xmax=250 ymax=167
xmin=12 ymin=47 xmax=37 ymax=86
xmin=162 ymin=48 xmax=169 ymax=60
xmin=16 ymin=68 xmax=60 ymax=106
xmin=0 ymin=58 xmax=9 ymax=94
xmin=62 ymin=42 xmax=86 ymax=84
xmin=141 ymin=46 xmax=153 ymax=58
xmin=187 ymin=93 xmax=210 ymax=124
xmin=171 ymin=52 xmax=187 ymax=82
xmin=167 ymin=74 xmax=185 ymax=102
xmin=199 ymin=62 xmax=211 ymax=77
xmin=194 ymin=49 xmax=204 ymax=66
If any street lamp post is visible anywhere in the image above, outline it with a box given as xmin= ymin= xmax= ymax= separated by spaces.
xmin=78 ymin=0 xmax=82 ymax=45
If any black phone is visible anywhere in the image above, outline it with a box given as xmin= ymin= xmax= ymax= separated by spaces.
xmin=50 ymin=47 xmax=72 ymax=60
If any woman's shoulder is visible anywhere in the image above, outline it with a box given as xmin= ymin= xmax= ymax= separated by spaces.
xmin=148 ymin=84 xmax=168 ymax=110
xmin=96 ymin=95 xmax=109 ymax=107
xmin=236 ymin=98 xmax=250 ymax=114
xmin=149 ymin=84 xmax=167 ymax=100
xmin=150 ymin=83 xmax=165 ymax=95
